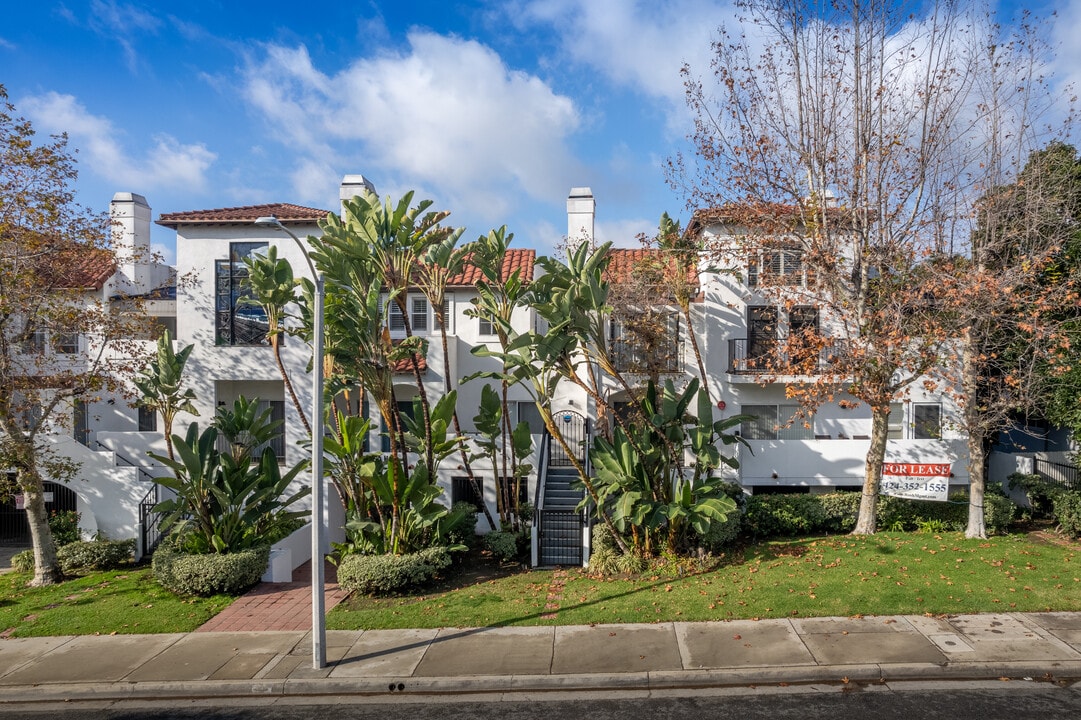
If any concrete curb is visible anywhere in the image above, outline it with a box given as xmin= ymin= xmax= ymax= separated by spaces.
xmin=4 ymin=662 xmax=1081 ymax=705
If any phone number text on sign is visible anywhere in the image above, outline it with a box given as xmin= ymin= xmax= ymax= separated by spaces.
xmin=881 ymin=462 xmax=951 ymax=502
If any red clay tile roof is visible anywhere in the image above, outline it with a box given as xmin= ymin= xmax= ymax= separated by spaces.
xmin=156 ymin=203 xmax=331 ymax=227
xmin=688 ymin=202 xmax=855 ymax=235
xmin=448 ymin=248 xmax=535 ymax=286
xmin=45 ymin=245 xmax=116 ymax=290
xmin=392 ymin=353 xmax=427 ymax=374
xmin=603 ymin=248 xmax=699 ymax=294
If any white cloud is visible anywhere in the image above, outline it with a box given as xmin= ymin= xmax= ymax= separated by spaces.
xmin=19 ymin=92 xmax=216 ymax=192
xmin=513 ymin=0 xmax=733 ymax=123
xmin=240 ymin=32 xmax=582 ymax=225
xmin=87 ymin=0 xmax=162 ymax=73
xmin=0 ymin=37 xmax=15 ymax=51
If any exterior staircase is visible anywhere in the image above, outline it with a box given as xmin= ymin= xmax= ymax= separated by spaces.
xmin=536 ymin=463 xmax=586 ymax=566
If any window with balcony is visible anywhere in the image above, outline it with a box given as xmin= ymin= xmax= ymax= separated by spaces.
xmin=740 ymin=404 xmax=814 ymax=440
xmin=609 ymin=310 xmax=681 ymax=374
xmin=215 ymin=242 xmax=269 ymax=346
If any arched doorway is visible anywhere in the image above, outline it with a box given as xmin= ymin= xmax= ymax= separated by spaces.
xmin=0 ymin=477 xmax=79 ymax=546
xmin=548 ymin=409 xmax=588 ymax=467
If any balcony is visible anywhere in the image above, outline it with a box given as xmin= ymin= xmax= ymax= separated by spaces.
xmin=610 ymin=337 xmax=683 ymax=375
xmin=727 ymin=336 xmax=839 ymax=376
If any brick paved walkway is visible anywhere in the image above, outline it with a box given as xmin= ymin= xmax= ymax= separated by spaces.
xmin=196 ymin=559 xmax=349 ymax=632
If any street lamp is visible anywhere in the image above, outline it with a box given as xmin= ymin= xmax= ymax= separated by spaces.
xmin=253 ymin=215 xmax=326 ymax=669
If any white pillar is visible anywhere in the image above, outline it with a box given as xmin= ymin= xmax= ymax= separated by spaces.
xmin=566 ymin=187 xmax=595 ymax=258
xmin=110 ymin=192 xmax=152 ymax=294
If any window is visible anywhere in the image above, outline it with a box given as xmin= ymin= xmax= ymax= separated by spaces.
xmin=499 ymin=476 xmax=529 ymax=507
xmin=73 ymin=401 xmax=90 ymax=446
xmin=385 ymin=295 xmax=429 ymax=334
xmin=257 ymin=400 xmax=286 ymax=463
xmin=747 ymin=306 xmax=778 ymax=364
xmin=478 ymin=316 xmax=496 ymax=336
xmin=887 ymin=403 xmax=904 ymax=440
xmin=138 ymin=405 xmax=157 ymax=432
xmin=215 ymin=242 xmax=269 ymax=346
xmin=741 ymin=404 xmax=813 ymax=440
xmin=913 ymin=403 xmax=942 ymax=440
xmin=516 ymin=401 xmax=545 ymax=434
xmin=748 ymin=247 xmax=808 ymax=288
xmin=609 ymin=311 xmax=681 ymax=374
xmin=150 ymin=316 xmax=177 ymax=341
xmin=55 ymin=331 xmax=79 ymax=354
xmin=20 ymin=329 xmax=46 ymax=354
xmin=451 ymin=476 xmax=484 ymax=511
xmin=382 ymin=399 xmax=415 ymax=452
xmin=436 ymin=295 xmax=453 ymax=333
xmin=788 ymin=306 xmax=819 ymax=367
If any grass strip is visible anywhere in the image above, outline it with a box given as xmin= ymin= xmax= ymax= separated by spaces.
xmin=0 ymin=567 xmax=235 ymax=637
xmin=327 ymin=532 xmax=1081 ymax=629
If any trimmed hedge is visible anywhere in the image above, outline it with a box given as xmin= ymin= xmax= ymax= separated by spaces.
xmin=744 ymin=490 xmax=1015 ymax=539
xmin=57 ymin=539 xmax=135 ymax=574
xmin=152 ymin=544 xmax=269 ymax=596
xmin=337 ymin=547 xmax=454 ymax=596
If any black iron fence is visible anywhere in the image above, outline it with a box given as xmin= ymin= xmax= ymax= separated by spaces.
xmin=1034 ymin=458 xmax=1079 ymax=492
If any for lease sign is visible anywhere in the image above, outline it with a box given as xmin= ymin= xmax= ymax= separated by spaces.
xmin=881 ymin=463 xmax=950 ymax=502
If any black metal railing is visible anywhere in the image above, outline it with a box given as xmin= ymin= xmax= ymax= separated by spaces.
xmin=727 ymin=337 xmax=840 ymax=375
xmin=537 ymin=509 xmax=584 ymax=566
xmin=139 ymin=486 xmax=166 ymax=557
xmin=1034 ymin=458 xmax=1079 ymax=492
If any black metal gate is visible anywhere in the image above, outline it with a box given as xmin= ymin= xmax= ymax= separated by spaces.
xmin=0 ymin=479 xmax=79 ymax=545
xmin=549 ymin=410 xmax=588 ymax=467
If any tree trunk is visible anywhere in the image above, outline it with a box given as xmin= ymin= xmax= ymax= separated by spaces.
xmin=852 ymin=404 xmax=890 ymax=535
xmin=21 ymin=468 xmax=61 ymax=586
xmin=963 ymin=326 xmax=988 ymax=539
xmin=273 ymin=335 xmax=311 ymax=436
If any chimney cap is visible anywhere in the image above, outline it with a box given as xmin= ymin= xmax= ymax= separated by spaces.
xmin=111 ymin=192 xmax=149 ymax=206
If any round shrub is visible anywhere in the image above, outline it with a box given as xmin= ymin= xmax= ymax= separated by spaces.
xmin=10 ymin=549 xmax=33 ymax=573
xmin=57 ymin=539 xmax=135 ymax=574
xmin=983 ymin=494 xmax=1017 ymax=535
xmin=153 ymin=544 xmax=270 ymax=596
xmin=444 ymin=501 xmax=480 ymax=549
xmin=484 ymin=531 xmax=519 ymax=562
xmin=1052 ymin=492 xmax=1081 ymax=537
xmin=48 ymin=510 xmax=81 ymax=547
xmin=337 ymin=547 xmax=453 ymax=596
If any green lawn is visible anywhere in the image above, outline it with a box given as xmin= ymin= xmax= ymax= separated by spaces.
xmin=327 ymin=532 xmax=1081 ymax=629
xmin=0 ymin=567 xmax=235 ymax=637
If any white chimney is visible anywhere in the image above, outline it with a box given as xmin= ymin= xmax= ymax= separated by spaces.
xmin=110 ymin=192 xmax=151 ymax=295
xmin=567 ymin=186 xmax=595 ymax=257
xmin=340 ymin=174 xmax=377 ymax=215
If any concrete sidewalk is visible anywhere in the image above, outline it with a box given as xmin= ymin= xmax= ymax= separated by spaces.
xmin=1 ymin=612 xmax=1080 ymax=703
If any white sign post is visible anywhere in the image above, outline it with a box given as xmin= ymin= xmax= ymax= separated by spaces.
xmin=881 ymin=463 xmax=951 ymax=502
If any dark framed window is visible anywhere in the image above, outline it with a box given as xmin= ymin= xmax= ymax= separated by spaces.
xmin=215 ymin=242 xmax=269 ymax=346
xmin=913 ymin=403 xmax=942 ymax=440
xmin=381 ymin=399 xmax=415 ymax=452
xmin=138 ymin=405 xmax=157 ymax=432
xmin=499 ymin=476 xmax=529 ymax=507
xmin=451 ymin=476 xmax=484 ymax=511
xmin=516 ymin=401 xmax=545 ymax=434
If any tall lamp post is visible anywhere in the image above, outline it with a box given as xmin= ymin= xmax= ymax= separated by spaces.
xmin=253 ymin=215 xmax=326 ymax=669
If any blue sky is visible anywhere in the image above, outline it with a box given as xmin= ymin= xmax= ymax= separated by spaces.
xmin=3 ymin=1 xmax=1076 ymax=261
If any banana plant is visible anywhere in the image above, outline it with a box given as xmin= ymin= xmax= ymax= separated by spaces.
xmin=133 ymin=330 xmax=198 ymax=461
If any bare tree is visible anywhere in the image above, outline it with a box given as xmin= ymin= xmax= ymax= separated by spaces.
xmin=672 ymin=0 xmax=1064 ymax=533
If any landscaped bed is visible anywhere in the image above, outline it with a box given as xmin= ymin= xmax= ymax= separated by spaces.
xmin=326 ymin=530 xmax=1081 ymax=630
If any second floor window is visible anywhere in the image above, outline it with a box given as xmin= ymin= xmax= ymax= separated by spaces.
xmin=215 ymin=242 xmax=268 ymax=346
xmin=386 ymin=295 xmax=430 ymax=334
xmin=748 ymin=247 xmax=810 ymax=288
xmin=55 ymin=330 xmax=79 ymax=354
